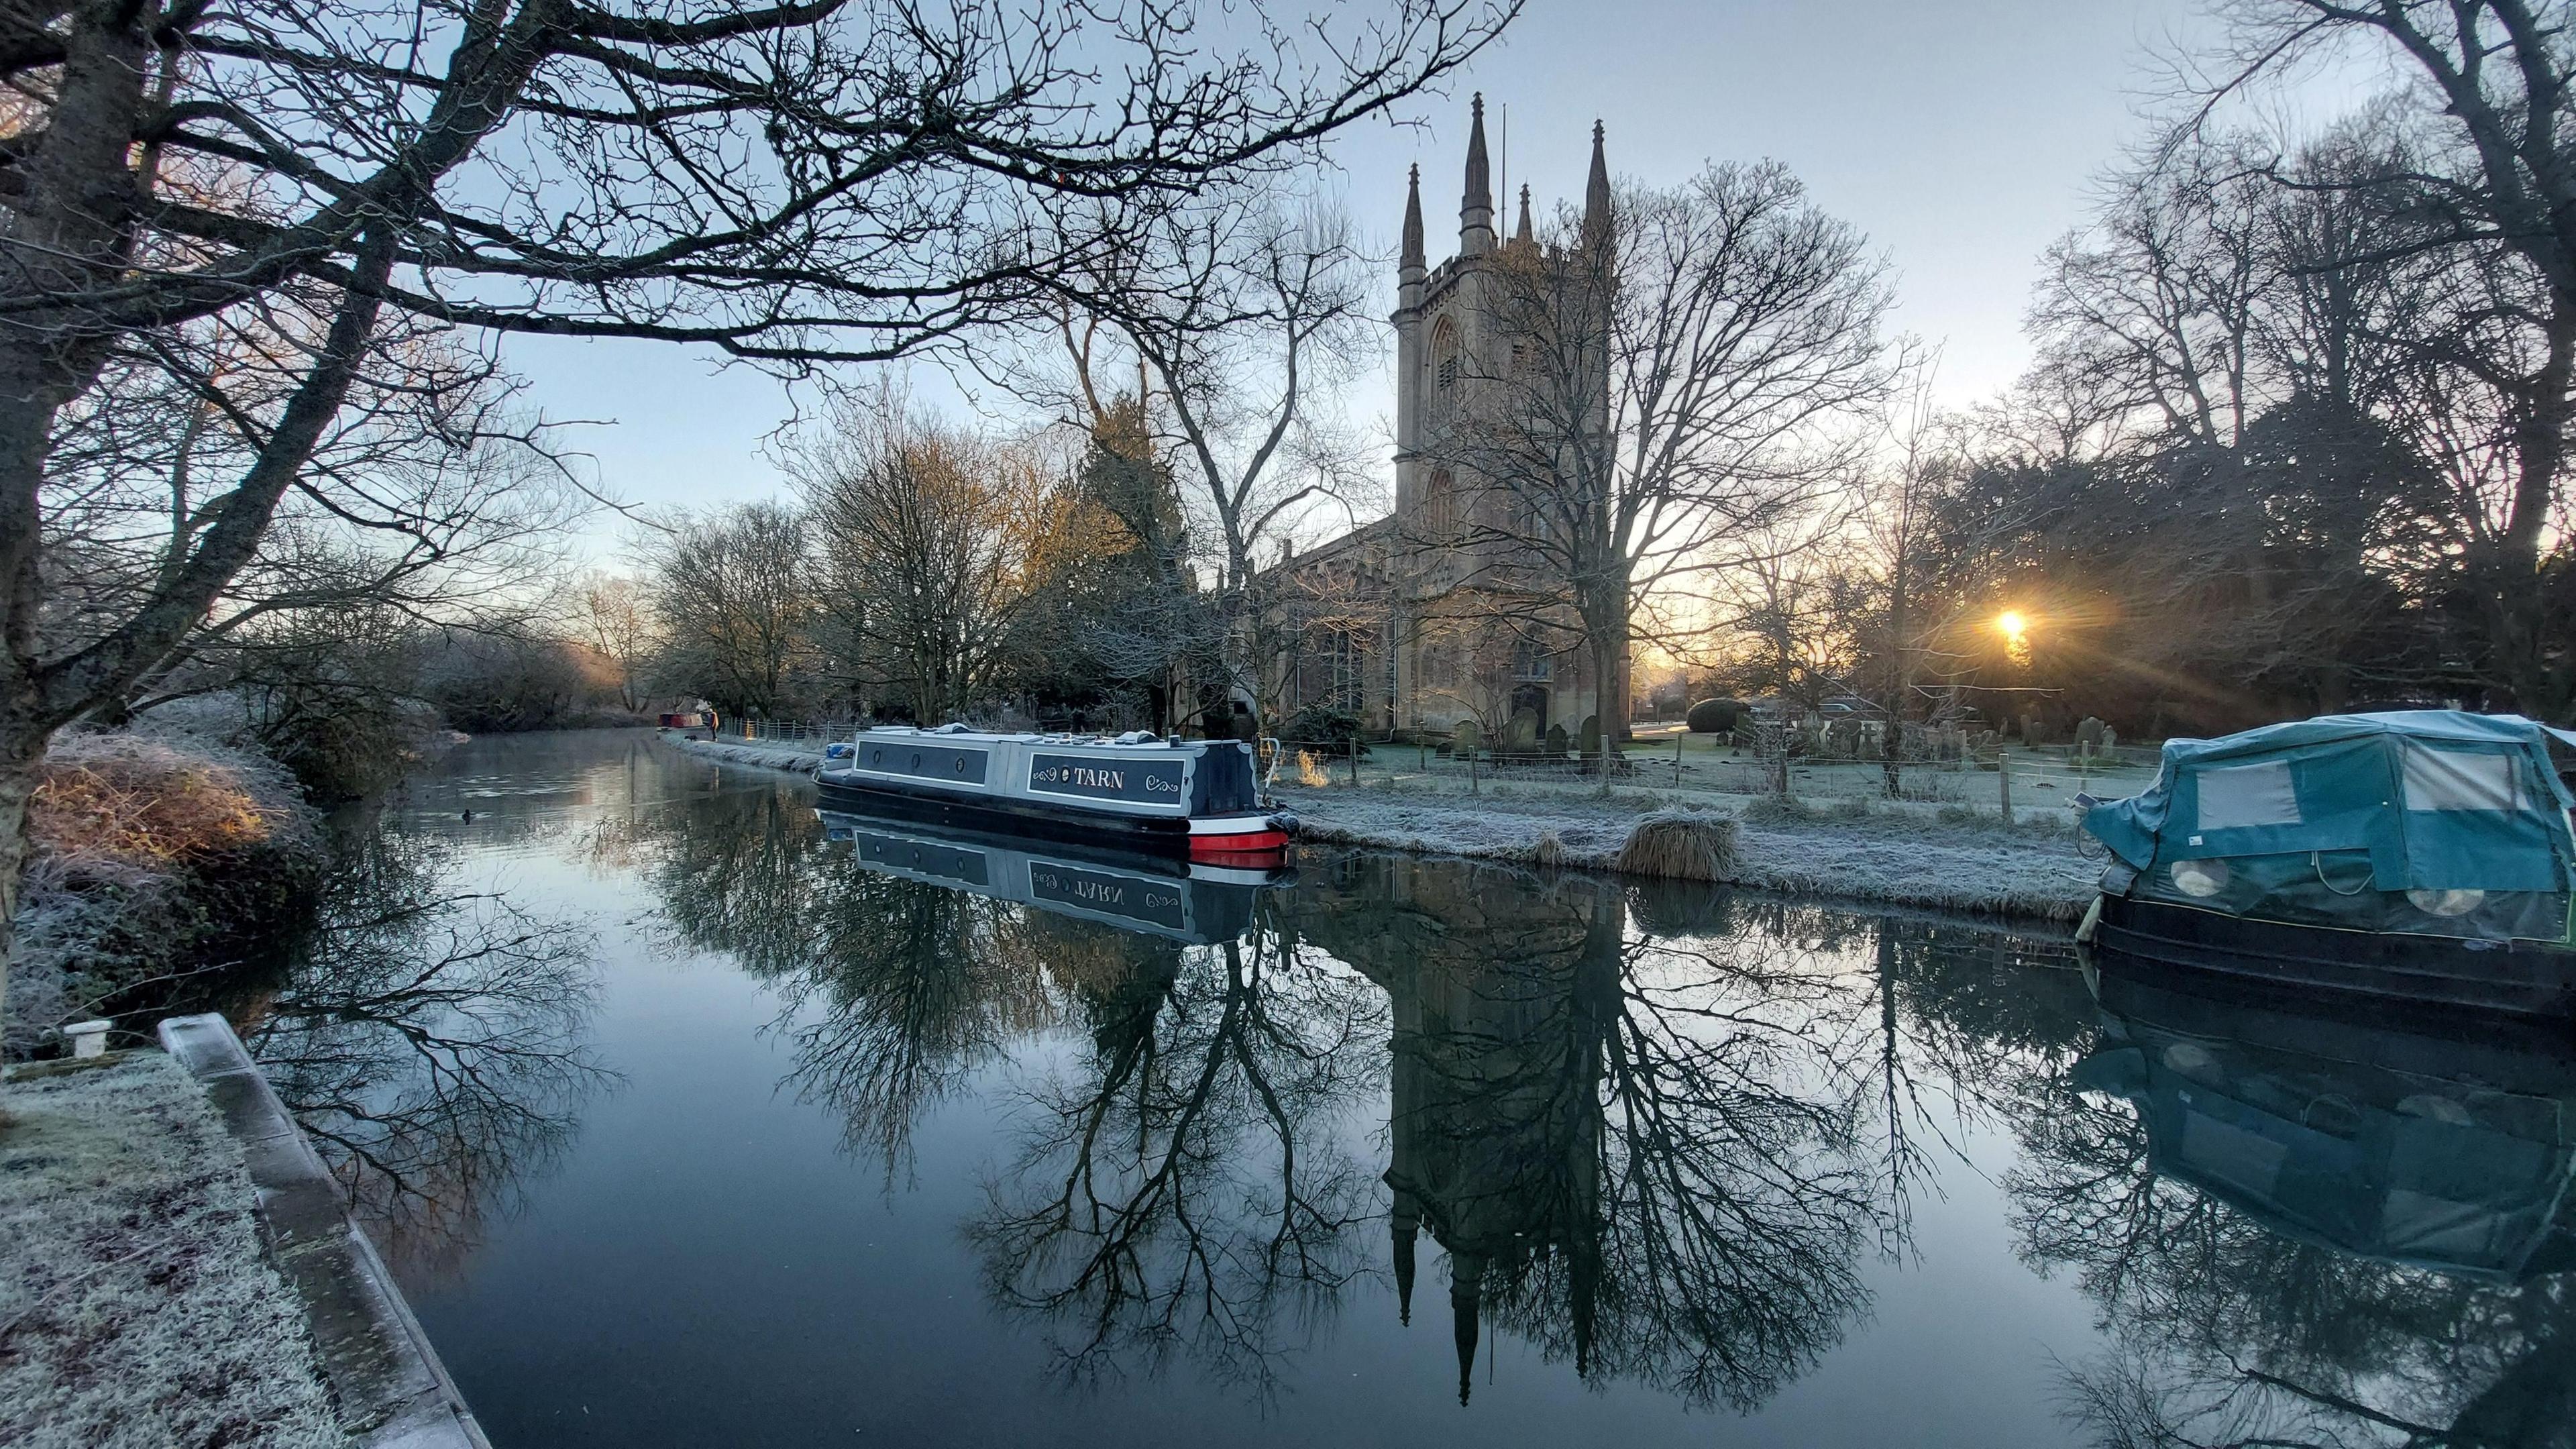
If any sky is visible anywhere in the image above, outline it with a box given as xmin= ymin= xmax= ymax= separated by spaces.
xmin=511 ymin=0 xmax=2337 ymax=561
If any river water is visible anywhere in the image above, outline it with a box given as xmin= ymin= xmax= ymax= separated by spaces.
xmin=232 ymin=731 xmax=2574 ymax=1448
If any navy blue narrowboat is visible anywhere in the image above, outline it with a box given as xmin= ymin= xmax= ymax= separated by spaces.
xmin=814 ymin=725 xmax=1295 ymax=865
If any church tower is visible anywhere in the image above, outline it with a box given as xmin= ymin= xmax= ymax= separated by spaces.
xmin=1388 ymin=101 xmax=1617 ymax=741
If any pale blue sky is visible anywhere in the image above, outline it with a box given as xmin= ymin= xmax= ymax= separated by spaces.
xmin=515 ymin=0 xmax=2355 ymax=558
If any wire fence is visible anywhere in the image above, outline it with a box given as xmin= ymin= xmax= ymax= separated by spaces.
xmin=703 ymin=716 xmax=858 ymax=747
xmin=1267 ymin=732 xmax=2160 ymax=819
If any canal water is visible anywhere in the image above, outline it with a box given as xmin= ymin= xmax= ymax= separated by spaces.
xmin=237 ymin=731 xmax=2573 ymax=1447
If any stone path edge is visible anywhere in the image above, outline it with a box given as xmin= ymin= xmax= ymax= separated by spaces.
xmin=157 ymin=1014 xmax=494 ymax=1449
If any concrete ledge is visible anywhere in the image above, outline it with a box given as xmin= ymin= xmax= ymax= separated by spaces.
xmin=157 ymin=1014 xmax=492 ymax=1449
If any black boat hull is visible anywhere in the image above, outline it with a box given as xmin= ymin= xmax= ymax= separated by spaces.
xmin=815 ymin=769 xmax=1199 ymax=857
xmin=2093 ymin=894 xmax=2576 ymax=1021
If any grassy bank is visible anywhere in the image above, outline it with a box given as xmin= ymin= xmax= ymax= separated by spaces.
xmin=7 ymin=733 xmax=325 ymax=1059
xmin=0 ymin=1053 xmax=347 ymax=1449
xmin=1280 ymin=786 xmax=2098 ymax=922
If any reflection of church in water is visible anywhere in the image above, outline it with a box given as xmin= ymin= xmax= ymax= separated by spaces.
xmin=1268 ymin=97 xmax=1627 ymax=747
xmin=1299 ymin=853 xmax=1621 ymax=1403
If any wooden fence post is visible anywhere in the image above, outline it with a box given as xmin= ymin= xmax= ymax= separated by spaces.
xmin=1998 ymin=746 xmax=2014 ymax=824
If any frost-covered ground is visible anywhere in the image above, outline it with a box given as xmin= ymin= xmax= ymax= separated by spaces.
xmin=663 ymin=732 xmax=2098 ymax=921
xmin=1283 ymin=786 xmax=2098 ymax=921
xmin=664 ymin=733 xmax=824 ymax=773
xmin=0 ymin=1053 xmax=347 ymax=1449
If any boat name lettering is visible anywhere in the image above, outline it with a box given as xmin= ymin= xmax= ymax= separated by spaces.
xmin=1028 ymin=752 xmax=1185 ymax=803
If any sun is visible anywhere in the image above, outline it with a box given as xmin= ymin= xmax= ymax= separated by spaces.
xmin=1996 ymin=609 xmax=2033 ymax=667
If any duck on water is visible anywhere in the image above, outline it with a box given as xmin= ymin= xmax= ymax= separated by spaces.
xmin=2076 ymin=710 xmax=2576 ymax=1020
xmin=814 ymin=724 xmax=1297 ymax=865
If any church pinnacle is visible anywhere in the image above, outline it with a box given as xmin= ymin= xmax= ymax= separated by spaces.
xmin=1582 ymin=118 xmax=1612 ymax=245
xmin=1401 ymin=163 xmax=1424 ymax=274
xmin=1513 ymin=182 xmax=1533 ymax=245
xmin=1460 ymin=93 xmax=1494 ymax=255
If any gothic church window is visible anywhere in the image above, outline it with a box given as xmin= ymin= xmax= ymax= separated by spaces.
xmin=1428 ymin=315 xmax=1459 ymax=427
xmin=1424 ymin=469 xmax=1456 ymax=538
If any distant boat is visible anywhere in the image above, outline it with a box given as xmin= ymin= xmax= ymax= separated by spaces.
xmin=2076 ymin=710 xmax=2576 ymax=1020
xmin=816 ymin=809 xmax=1291 ymax=945
xmin=814 ymin=724 xmax=1295 ymax=865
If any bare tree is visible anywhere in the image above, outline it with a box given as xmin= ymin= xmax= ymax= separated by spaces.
xmin=0 ymin=0 xmax=1513 ymax=1031
xmin=642 ymin=502 xmax=816 ymax=718
xmin=570 ymin=573 xmax=657 ymax=713
xmin=1434 ymin=154 xmax=1897 ymax=782
xmin=794 ymin=397 xmax=1054 ymax=723
xmin=1004 ymin=197 xmax=1384 ymax=726
xmin=2188 ymin=1 xmax=2576 ymax=713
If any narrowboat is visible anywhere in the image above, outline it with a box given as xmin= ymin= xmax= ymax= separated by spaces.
xmin=814 ymin=725 xmax=1295 ymax=864
xmin=2075 ymin=951 xmax=2576 ymax=1281
xmin=816 ymin=809 xmax=1291 ymax=945
xmin=2076 ymin=710 xmax=2576 ymax=1020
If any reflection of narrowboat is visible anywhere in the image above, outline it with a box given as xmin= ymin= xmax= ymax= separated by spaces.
xmin=2076 ymin=954 xmax=2576 ymax=1281
xmin=816 ymin=810 xmax=1292 ymax=946
xmin=2078 ymin=711 xmax=2576 ymax=1019
xmin=814 ymin=726 xmax=1294 ymax=864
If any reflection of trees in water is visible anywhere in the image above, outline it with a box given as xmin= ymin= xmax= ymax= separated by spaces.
xmin=604 ymin=783 xmax=1061 ymax=1175
xmin=244 ymin=816 xmax=607 ymax=1280
xmin=610 ymin=784 xmax=1389 ymax=1394
xmin=971 ymin=912 xmax=1388 ymax=1400
xmin=2010 ymin=1000 xmax=2576 ymax=1447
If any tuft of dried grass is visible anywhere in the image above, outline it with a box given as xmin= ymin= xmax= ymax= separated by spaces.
xmin=1614 ymin=810 xmax=1740 ymax=882
xmin=30 ymin=735 xmax=291 ymax=871
xmin=1532 ymin=830 xmax=1568 ymax=868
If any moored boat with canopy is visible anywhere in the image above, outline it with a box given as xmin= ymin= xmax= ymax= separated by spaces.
xmin=2078 ymin=710 xmax=2576 ymax=1018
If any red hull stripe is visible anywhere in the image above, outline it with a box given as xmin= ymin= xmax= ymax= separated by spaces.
xmin=1190 ymin=831 xmax=1289 ymax=857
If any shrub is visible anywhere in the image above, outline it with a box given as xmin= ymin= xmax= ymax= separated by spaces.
xmin=1685 ymin=698 xmax=1744 ymax=735
xmin=1280 ymin=706 xmax=1364 ymax=753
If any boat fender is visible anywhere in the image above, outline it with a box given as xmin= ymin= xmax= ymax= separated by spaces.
xmin=2074 ymin=894 xmax=2103 ymax=946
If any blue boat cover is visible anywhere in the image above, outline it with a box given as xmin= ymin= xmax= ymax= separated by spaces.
xmin=2084 ymin=711 xmax=2576 ymax=942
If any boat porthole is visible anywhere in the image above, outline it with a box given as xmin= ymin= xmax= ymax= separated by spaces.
xmin=2169 ymin=858 xmax=2229 ymax=898
xmin=955 ymin=758 xmax=967 ymax=773
xmin=911 ymin=753 xmax=922 ymax=769
xmin=2406 ymin=887 xmax=2484 ymax=916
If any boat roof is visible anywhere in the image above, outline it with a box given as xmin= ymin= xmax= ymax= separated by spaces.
xmin=2154 ymin=708 xmax=2576 ymax=766
xmin=2082 ymin=709 xmax=2576 ymax=904
xmin=855 ymin=724 xmax=1214 ymax=751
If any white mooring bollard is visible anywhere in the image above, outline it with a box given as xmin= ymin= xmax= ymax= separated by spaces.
xmin=63 ymin=1019 xmax=113 ymax=1059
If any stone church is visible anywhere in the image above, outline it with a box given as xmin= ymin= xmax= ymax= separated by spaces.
xmin=1270 ymin=97 xmax=1627 ymax=747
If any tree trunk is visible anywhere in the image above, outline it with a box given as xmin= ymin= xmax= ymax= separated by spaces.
xmin=0 ymin=713 xmax=46 ymax=1042
xmin=1882 ymin=559 xmax=1908 ymax=800
xmin=2498 ymin=312 xmax=2576 ymax=718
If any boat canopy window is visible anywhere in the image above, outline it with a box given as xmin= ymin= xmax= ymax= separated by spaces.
xmin=2196 ymin=759 xmax=2302 ymax=830
xmin=2402 ymin=741 xmax=2522 ymax=812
